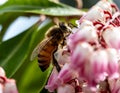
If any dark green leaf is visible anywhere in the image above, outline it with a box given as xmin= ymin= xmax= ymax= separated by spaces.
xmin=82 ymin=0 xmax=98 ymax=8
xmin=0 ymin=13 xmax=23 ymax=42
xmin=18 ymin=60 xmax=52 ymax=93
xmin=12 ymin=19 xmax=54 ymax=93
xmin=0 ymin=0 xmax=85 ymax=16
xmin=82 ymin=0 xmax=114 ymax=8
xmin=0 ymin=22 xmax=39 ymax=77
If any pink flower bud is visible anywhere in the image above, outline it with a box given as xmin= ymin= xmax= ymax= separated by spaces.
xmin=57 ymin=84 xmax=75 ymax=93
xmin=54 ymin=47 xmax=71 ymax=65
xmin=45 ymin=0 xmax=120 ymax=92
xmin=4 ymin=79 xmax=18 ymax=93
xmin=76 ymin=19 xmax=93 ymax=28
xmin=102 ymin=27 xmax=120 ymax=49
xmin=82 ymin=85 xmax=97 ymax=93
xmin=109 ymin=78 xmax=120 ymax=93
xmin=80 ymin=6 xmax=105 ymax=23
xmin=70 ymin=42 xmax=93 ymax=70
xmin=106 ymin=48 xmax=119 ymax=79
xmin=57 ymin=64 xmax=76 ymax=85
xmin=71 ymin=20 xmax=98 ymax=45
xmin=89 ymin=50 xmax=108 ymax=82
xmin=0 ymin=67 xmax=6 ymax=84
xmin=45 ymin=68 xmax=59 ymax=92
xmin=96 ymin=0 xmax=112 ymax=13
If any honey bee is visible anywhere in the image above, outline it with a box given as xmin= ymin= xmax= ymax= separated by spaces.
xmin=30 ymin=22 xmax=71 ymax=72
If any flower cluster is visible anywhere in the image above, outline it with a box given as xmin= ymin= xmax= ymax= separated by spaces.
xmin=45 ymin=0 xmax=120 ymax=93
xmin=0 ymin=67 xmax=18 ymax=93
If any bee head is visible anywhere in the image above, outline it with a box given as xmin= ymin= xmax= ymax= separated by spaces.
xmin=59 ymin=22 xmax=73 ymax=35
xmin=59 ymin=22 xmax=67 ymax=31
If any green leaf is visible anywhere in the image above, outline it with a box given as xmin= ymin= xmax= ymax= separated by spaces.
xmin=18 ymin=60 xmax=52 ymax=93
xmin=83 ymin=0 xmax=98 ymax=8
xmin=0 ymin=22 xmax=39 ymax=77
xmin=82 ymin=0 xmax=114 ymax=8
xmin=0 ymin=13 xmax=23 ymax=42
xmin=0 ymin=0 xmax=85 ymax=16
xmin=12 ymin=19 xmax=54 ymax=93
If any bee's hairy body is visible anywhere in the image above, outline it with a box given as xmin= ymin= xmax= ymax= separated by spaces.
xmin=38 ymin=28 xmax=64 ymax=71
xmin=31 ymin=22 xmax=71 ymax=72
xmin=37 ymin=39 xmax=56 ymax=71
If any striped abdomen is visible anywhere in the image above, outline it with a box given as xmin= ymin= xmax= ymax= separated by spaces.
xmin=37 ymin=40 xmax=57 ymax=71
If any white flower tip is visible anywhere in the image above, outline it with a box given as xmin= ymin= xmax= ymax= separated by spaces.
xmin=108 ymin=72 xmax=119 ymax=80
xmin=45 ymin=85 xmax=55 ymax=92
xmin=0 ymin=67 xmax=5 ymax=77
xmin=103 ymin=27 xmax=120 ymax=49
xmin=79 ymin=19 xmax=93 ymax=28
xmin=4 ymin=79 xmax=18 ymax=93
xmin=57 ymin=84 xmax=75 ymax=93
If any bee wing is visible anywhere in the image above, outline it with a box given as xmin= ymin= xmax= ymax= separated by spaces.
xmin=30 ymin=37 xmax=53 ymax=61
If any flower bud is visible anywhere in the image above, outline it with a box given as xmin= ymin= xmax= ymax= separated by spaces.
xmin=4 ymin=79 xmax=18 ymax=93
xmin=57 ymin=84 xmax=75 ymax=93
xmin=102 ymin=27 xmax=120 ymax=49
xmin=106 ymin=48 xmax=119 ymax=79
xmin=45 ymin=68 xmax=59 ymax=92
xmin=89 ymin=50 xmax=108 ymax=82
xmin=57 ymin=64 xmax=76 ymax=85
xmin=70 ymin=42 xmax=93 ymax=70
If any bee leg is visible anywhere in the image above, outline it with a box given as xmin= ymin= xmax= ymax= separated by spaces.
xmin=60 ymin=38 xmax=66 ymax=48
xmin=52 ymin=49 xmax=61 ymax=72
